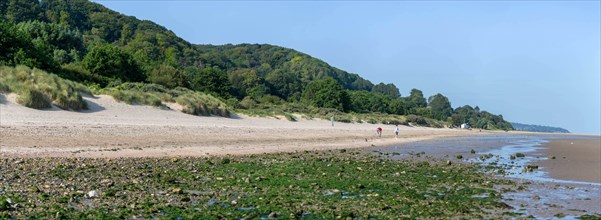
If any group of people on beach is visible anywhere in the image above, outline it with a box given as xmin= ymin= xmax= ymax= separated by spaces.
xmin=376 ymin=125 xmax=400 ymax=138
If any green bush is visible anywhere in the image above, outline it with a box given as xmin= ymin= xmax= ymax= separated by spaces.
xmin=425 ymin=118 xmax=445 ymax=128
xmin=406 ymin=115 xmax=427 ymax=126
xmin=238 ymin=96 xmax=256 ymax=109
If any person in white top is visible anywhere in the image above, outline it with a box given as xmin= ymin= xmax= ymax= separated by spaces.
xmin=394 ymin=125 xmax=399 ymax=138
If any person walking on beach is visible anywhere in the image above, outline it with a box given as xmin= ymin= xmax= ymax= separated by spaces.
xmin=394 ymin=125 xmax=399 ymax=138
xmin=376 ymin=127 xmax=382 ymax=137
xmin=331 ymin=116 xmax=334 ymax=127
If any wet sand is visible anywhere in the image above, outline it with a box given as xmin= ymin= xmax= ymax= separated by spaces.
xmin=372 ymin=134 xmax=601 ymax=218
xmin=539 ymin=139 xmax=601 ymax=183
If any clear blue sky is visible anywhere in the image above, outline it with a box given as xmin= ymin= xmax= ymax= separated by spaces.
xmin=95 ymin=1 xmax=600 ymax=134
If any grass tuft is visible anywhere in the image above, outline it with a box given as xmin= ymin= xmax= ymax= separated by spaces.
xmin=16 ymin=87 xmax=52 ymax=109
xmin=0 ymin=66 xmax=89 ymax=110
xmin=99 ymin=82 xmax=230 ymax=117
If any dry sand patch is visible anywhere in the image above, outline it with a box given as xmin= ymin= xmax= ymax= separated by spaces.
xmin=1 ymin=94 xmax=480 ymax=158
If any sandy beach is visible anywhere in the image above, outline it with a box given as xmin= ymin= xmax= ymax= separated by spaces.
xmin=539 ymin=139 xmax=601 ymax=183
xmin=2 ymin=93 xmax=600 ymax=218
xmin=0 ymin=94 xmax=484 ymax=158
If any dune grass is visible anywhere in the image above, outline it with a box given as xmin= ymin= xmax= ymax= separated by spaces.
xmin=0 ymin=65 xmax=443 ymax=125
xmin=236 ymin=103 xmax=447 ymax=127
xmin=98 ymin=82 xmax=230 ymax=117
xmin=0 ymin=66 xmax=89 ymax=110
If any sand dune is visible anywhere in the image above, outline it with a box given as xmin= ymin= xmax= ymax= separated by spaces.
xmin=0 ymin=93 xmax=484 ymax=158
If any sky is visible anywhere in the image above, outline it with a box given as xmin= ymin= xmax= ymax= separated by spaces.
xmin=94 ymin=1 xmax=600 ymax=134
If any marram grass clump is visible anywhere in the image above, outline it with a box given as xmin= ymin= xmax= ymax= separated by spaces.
xmin=16 ymin=87 xmax=52 ymax=109
xmin=99 ymin=82 xmax=230 ymax=117
xmin=0 ymin=65 xmax=89 ymax=110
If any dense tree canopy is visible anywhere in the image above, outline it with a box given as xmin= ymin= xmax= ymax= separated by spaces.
xmin=0 ymin=0 xmax=514 ymax=130
xmin=348 ymin=90 xmax=391 ymax=114
xmin=408 ymin=88 xmax=427 ymax=109
xmin=0 ymin=21 xmax=58 ymax=71
xmin=147 ymin=64 xmax=186 ymax=89
xmin=428 ymin=93 xmax=453 ymax=121
xmin=372 ymin=83 xmax=400 ymax=98
xmin=451 ymin=105 xmax=512 ymax=130
xmin=301 ymin=78 xmax=349 ymax=112
xmin=81 ymin=44 xmax=144 ymax=82
xmin=15 ymin=20 xmax=84 ymax=64
xmin=188 ymin=65 xmax=230 ymax=97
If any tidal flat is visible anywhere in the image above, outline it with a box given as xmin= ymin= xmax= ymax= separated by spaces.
xmin=1 ymin=150 xmax=519 ymax=219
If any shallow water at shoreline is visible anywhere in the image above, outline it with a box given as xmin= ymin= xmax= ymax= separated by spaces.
xmin=371 ymin=133 xmax=601 ymax=218
xmin=375 ymin=133 xmax=600 ymax=185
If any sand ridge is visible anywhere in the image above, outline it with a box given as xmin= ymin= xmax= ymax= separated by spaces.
xmin=0 ymin=93 xmax=488 ymax=158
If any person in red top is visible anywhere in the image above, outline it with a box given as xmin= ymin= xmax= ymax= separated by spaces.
xmin=376 ymin=127 xmax=382 ymax=137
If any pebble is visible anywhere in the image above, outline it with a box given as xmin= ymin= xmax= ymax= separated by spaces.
xmin=87 ymin=190 xmax=98 ymax=198
xmin=100 ymin=179 xmax=114 ymax=187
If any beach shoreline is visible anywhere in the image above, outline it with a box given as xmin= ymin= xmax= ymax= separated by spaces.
xmin=2 ymin=93 xmax=600 ymax=218
xmin=537 ymin=138 xmax=601 ymax=184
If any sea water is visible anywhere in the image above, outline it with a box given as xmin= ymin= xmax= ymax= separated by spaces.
xmin=378 ymin=133 xmax=600 ymax=185
xmin=375 ymin=133 xmax=601 ymax=218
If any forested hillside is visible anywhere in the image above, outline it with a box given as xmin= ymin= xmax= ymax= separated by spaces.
xmin=0 ymin=0 xmax=513 ymax=130
xmin=510 ymin=123 xmax=570 ymax=133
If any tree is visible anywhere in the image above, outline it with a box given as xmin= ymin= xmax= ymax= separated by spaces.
xmin=0 ymin=21 xmax=58 ymax=71
xmin=388 ymin=98 xmax=410 ymax=115
xmin=81 ymin=44 xmax=145 ymax=82
xmin=228 ymin=68 xmax=261 ymax=99
xmin=348 ymin=90 xmax=391 ymax=114
xmin=89 ymin=11 xmax=122 ymax=43
xmin=372 ymin=82 xmax=400 ymax=98
xmin=4 ymin=0 xmax=42 ymax=23
xmin=428 ymin=93 xmax=453 ymax=121
xmin=188 ymin=65 xmax=231 ymax=97
xmin=408 ymin=88 xmax=427 ymax=108
xmin=451 ymin=105 xmax=476 ymax=127
xmin=264 ymin=69 xmax=302 ymax=101
xmin=15 ymin=20 xmax=84 ymax=64
xmin=301 ymin=78 xmax=349 ymax=112
xmin=147 ymin=64 xmax=186 ymax=89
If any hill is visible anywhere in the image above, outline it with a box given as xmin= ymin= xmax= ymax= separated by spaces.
xmin=0 ymin=0 xmax=513 ymax=130
xmin=510 ymin=122 xmax=570 ymax=133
